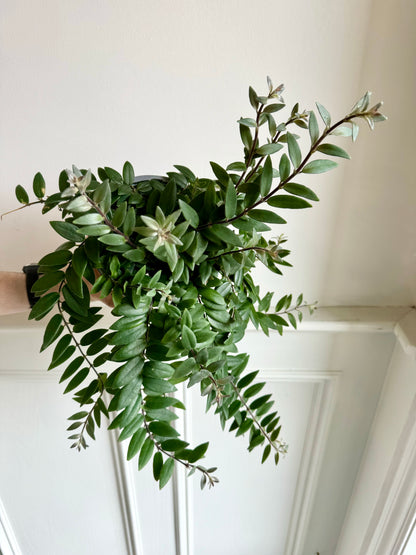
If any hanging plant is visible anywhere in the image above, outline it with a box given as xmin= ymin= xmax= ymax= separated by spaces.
xmin=7 ymin=78 xmax=386 ymax=489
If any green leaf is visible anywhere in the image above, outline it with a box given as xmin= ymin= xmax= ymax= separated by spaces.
xmin=123 ymin=161 xmax=135 ymax=185
xmin=237 ymin=370 xmax=259 ymax=389
xmin=261 ymin=444 xmax=271 ymax=463
xmin=243 ymin=382 xmax=265 ymax=399
xmin=263 ymin=103 xmax=285 ymax=114
xmin=98 ymin=233 xmax=126 ymax=246
xmin=248 ymin=86 xmax=258 ymax=110
xmin=248 ymin=209 xmax=286 ymax=224
xmin=148 ymin=421 xmax=179 ymax=438
xmin=138 ymin=438 xmax=154 ymax=470
xmin=240 ymin=124 xmax=252 ymax=149
xmin=226 ymin=162 xmax=246 ymax=172
xmin=127 ymin=429 xmax=146 ymax=460
xmin=189 ymin=441 xmax=209 ymax=461
xmin=182 ymin=325 xmax=197 ymax=350
xmin=112 ymin=202 xmax=127 ymax=228
xmin=123 ymin=248 xmax=146 ymax=263
xmin=28 ymin=292 xmax=60 ymax=321
xmin=238 ymin=117 xmax=257 ymax=128
xmin=31 ymin=271 xmax=64 ymax=294
xmin=59 ymin=356 xmax=83 ymax=383
xmin=143 ymin=361 xmax=174 ymax=379
xmin=123 ymin=206 xmax=136 ymax=236
xmin=72 ymin=247 xmax=88 ymax=277
xmin=38 ymin=250 xmax=72 ymax=267
xmin=63 ymin=367 xmax=89 ymax=393
xmin=50 ymin=221 xmax=84 ymax=242
xmin=15 ymin=185 xmax=29 ymax=204
xmin=225 ymin=182 xmax=237 ymax=219
xmin=65 ymin=196 xmax=91 ymax=213
xmin=302 ymin=159 xmax=338 ymax=174
xmin=159 ymin=458 xmax=175 ymax=489
xmin=143 ymin=377 xmax=177 ymax=396
xmin=283 ymin=183 xmax=319 ymax=201
xmin=33 ymin=173 xmax=46 ymax=198
xmin=287 ymin=132 xmax=302 ymax=168
xmin=161 ymin=439 xmax=189 ymax=452
xmin=316 ymin=102 xmax=331 ymax=127
xmin=174 ymin=165 xmax=196 ymax=182
xmin=279 ymin=153 xmax=291 ymax=182
xmin=316 ymin=143 xmax=350 ymax=159
xmin=267 ymin=195 xmax=311 ymax=209
xmin=40 ymin=314 xmax=63 ymax=352
xmin=153 ymin=451 xmax=163 ymax=481
xmin=256 ymin=143 xmax=283 ymax=156
xmin=209 ymin=225 xmax=242 ymax=247
xmin=159 ymin=181 xmax=177 ymax=215
xmin=308 ymin=110 xmax=319 ymax=144
xmin=178 ymin=199 xmax=199 ymax=228
xmin=260 ymin=156 xmax=273 ymax=196
xmin=210 ymin=162 xmax=230 ymax=187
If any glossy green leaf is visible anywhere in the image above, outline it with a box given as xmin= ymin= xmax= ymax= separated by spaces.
xmin=59 ymin=356 xmax=83 ymax=383
xmin=148 ymin=421 xmax=179 ymax=438
xmin=182 ymin=325 xmax=197 ymax=350
xmin=40 ymin=314 xmax=64 ymax=352
xmin=33 ymin=173 xmax=46 ymax=198
xmin=143 ymin=377 xmax=177 ymax=396
xmin=153 ymin=451 xmax=163 ymax=480
xmin=159 ymin=458 xmax=175 ymax=489
xmin=15 ymin=185 xmax=29 ymax=204
xmin=38 ymin=250 xmax=72 ymax=267
xmin=138 ymin=438 xmax=154 ymax=470
xmin=161 ymin=439 xmax=189 ymax=452
xmin=28 ymin=292 xmax=60 ymax=321
xmin=31 ymin=271 xmax=64 ymax=294
xmin=261 ymin=444 xmax=271 ymax=463
xmin=248 ymin=209 xmax=286 ymax=224
xmin=50 ymin=221 xmax=84 ymax=242
xmin=127 ymin=429 xmax=146 ymax=460
xmin=63 ymin=367 xmax=89 ymax=393
xmin=98 ymin=233 xmax=126 ymax=246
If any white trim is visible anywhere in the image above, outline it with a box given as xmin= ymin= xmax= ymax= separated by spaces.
xmin=357 ymin=390 xmax=416 ymax=555
xmin=257 ymin=369 xmax=340 ymax=555
xmin=0 ymin=306 xmax=412 ymax=333
xmin=171 ymin=382 xmax=192 ymax=555
xmin=395 ymin=309 xmax=416 ymax=359
xmin=106 ymin=393 xmax=144 ymax=555
xmin=0 ymin=497 xmax=22 ymax=555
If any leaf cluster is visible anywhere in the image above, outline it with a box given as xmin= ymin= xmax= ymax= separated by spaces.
xmin=11 ymin=78 xmax=385 ymax=489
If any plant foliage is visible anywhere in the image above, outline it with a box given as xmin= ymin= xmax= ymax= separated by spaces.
xmin=9 ymin=79 xmax=385 ymax=489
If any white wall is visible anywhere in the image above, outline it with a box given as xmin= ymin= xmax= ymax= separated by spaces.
xmin=1 ymin=0 xmax=413 ymax=307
